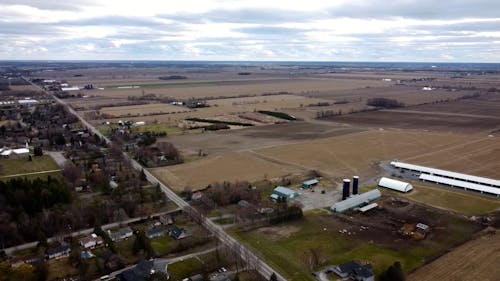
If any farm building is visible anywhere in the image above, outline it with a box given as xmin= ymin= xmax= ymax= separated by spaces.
xmin=419 ymin=174 xmax=500 ymax=197
xmin=378 ymin=177 xmax=413 ymax=193
xmin=391 ymin=161 xmax=500 ymax=188
xmin=301 ymin=178 xmax=319 ymax=188
xmin=0 ymin=147 xmax=29 ymax=159
xmin=61 ymin=87 xmax=80 ymax=91
xmin=271 ymin=186 xmax=299 ymax=200
xmin=331 ymin=189 xmax=381 ymax=213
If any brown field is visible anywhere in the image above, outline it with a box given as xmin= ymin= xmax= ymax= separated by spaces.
xmin=150 ymin=151 xmax=297 ymax=190
xmin=90 ymin=78 xmax=387 ymax=99
xmin=9 ymin=84 xmax=41 ymax=91
xmin=409 ymin=94 xmax=500 ymax=117
xmin=100 ymin=103 xmax=188 ymax=117
xmin=153 ymin=128 xmax=499 ymax=191
xmin=408 ymin=230 xmax=500 ymax=281
xmin=254 ymin=130 xmax=487 ymax=180
xmin=331 ymin=109 xmax=500 ymax=133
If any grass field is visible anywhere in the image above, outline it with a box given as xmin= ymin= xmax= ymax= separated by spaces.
xmin=408 ymin=230 xmax=500 ymax=281
xmin=0 ymin=155 xmax=60 ymax=178
xmin=167 ymin=257 xmax=205 ymax=281
xmin=47 ymin=257 xmax=79 ymax=281
xmin=230 ymin=211 xmax=481 ymax=281
xmin=402 ymin=182 xmax=500 ymax=215
xmin=150 ymin=236 xmax=178 ymax=256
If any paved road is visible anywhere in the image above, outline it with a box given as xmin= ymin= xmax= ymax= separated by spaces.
xmin=100 ymin=247 xmax=217 ymax=280
xmin=24 ymin=78 xmax=287 ymax=281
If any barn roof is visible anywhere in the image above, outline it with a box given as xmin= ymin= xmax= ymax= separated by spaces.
xmin=378 ymin=177 xmax=413 ymax=193
xmin=419 ymin=174 xmax=500 ymax=196
xmin=391 ymin=161 xmax=500 ymax=188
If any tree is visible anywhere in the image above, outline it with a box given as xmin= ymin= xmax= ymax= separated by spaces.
xmin=270 ymin=272 xmax=278 ymax=281
xmin=380 ymin=261 xmax=405 ymax=281
xmin=61 ymin=162 xmax=82 ymax=189
xmin=33 ymin=146 xmax=43 ymax=157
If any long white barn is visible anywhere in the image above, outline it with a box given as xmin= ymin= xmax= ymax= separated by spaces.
xmin=390 ymin=161 xmax=500 ymax=188
xmin=419 ymin=174 xmax=500 ymax=197
xmin=378 ymin=177 xmax=413 ymax=193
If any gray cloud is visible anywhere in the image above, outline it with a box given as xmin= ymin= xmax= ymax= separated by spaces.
xmin=1 ymin=1 xmax=500 ymax=61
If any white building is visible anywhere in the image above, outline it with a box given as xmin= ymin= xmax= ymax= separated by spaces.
xmin=378 ymin=177 xmax=413 ymax=193
xmin=331 ymin=189 xmax=381 ymax=213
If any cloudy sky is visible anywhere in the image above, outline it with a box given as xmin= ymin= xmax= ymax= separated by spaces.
xmin=1 ymin=0 xmax=500 ymax=62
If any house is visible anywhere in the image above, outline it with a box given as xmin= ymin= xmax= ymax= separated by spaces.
xmin=169 ymin=226 xmax=188 ymax=240
xmin=301 ymin=178 xmax=319 ymax=189
xmin=159 ymin=214 xmax=173 ymax=225
xmin=146 ymin=226 xmax=165 ymax=239
xmin=270 ymin=186 xmax=299 ymax=201
xmin=117 ymin=259 xmax=169 ymax=281
xmin=46 ymin=244 xmax=71 ymax=260
xmin=79 ymin=233 xmax=104 ymax=249
xmin=109 ymin=227 xmax=134 ymax=242
xmin=331 ymin=261 xmax=374 ymax=281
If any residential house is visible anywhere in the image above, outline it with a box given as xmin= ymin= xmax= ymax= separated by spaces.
xmin=169 ymin=226 xmax=188 ymax=240
xmin=146 ymin=226 xmax=165 ymax=239
xmin=46 ymin=244 xmax=71 ymax=260
xmin=109 ymin=227 xmax=134 ymax=242
xmin=79 ymin=233 xmax=104 ymax=249
xmin=117 ymin=259 xmax=169 ymax=281
xmin=331 ymin=261 xmax=374 ymax=281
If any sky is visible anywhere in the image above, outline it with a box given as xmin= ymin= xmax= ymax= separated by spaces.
xmin=1 ymin=0 xmax=500 ymax=62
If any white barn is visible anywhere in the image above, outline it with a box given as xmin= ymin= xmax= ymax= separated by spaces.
xmin=331 ymin=189 xmax=381 ymax=213
xmin=378 ymin=177 xmax=413 ymax=193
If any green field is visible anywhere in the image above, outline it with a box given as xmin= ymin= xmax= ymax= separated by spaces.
xmin=362 ymin=183 xmax=500 ymax=215
xmin=404 ymin=182 xmax=500 ymax=215
xmin=168 ymin=257 xmax=205 ymax=281
xmin=229 ymin=212 xmax=480 ymax=281
xmin=0 ymin=155 xmax=60 ymax=178
xmin=150 ymin=236 xmax=179 ymax=256
xmin=105 ymin=81 xmax=217 ymax=89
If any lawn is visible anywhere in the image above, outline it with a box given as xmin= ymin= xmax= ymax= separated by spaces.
xmin=0 ymin=155 xmax=60 ymax=178
xmin=115 ymin=237 xmax=137 ymax=264
xmin=167 ymin=257 xmax=205 ymax=281
xmin=150 ymin=236 xmax=179 ymax=256
xmin=47 ymin=257 xmax=78 ymax=281
xmin=229 ymin=212 xmax=480 ymax=281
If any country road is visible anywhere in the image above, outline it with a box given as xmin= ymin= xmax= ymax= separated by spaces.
xmin=24 ymin=78 xmax=287 ymax=281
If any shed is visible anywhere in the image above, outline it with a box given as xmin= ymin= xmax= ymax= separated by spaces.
xmin=272 ymin=186 xmax=299 ymax=199
xmin=331 ymin=189 xmax=381 ymax=213
xmin=301 ymin=178 xmax=319 ymax=188
xmin=378 ymin=177 xmax=413 ymax=193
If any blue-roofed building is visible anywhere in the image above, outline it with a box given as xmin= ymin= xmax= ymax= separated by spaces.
xmin=301 ymin=178 xmax=319 ymax=188
xmin=271 ymin=186 xmax=299 ymax=200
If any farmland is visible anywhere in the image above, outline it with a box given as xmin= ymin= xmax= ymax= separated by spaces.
xmin=408 ymin=229 xmax=500 ymax=281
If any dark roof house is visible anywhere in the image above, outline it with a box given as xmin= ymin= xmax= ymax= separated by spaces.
xmin=117 ymin=259 xmax=169 ymax=281
xmin=46 ymin=244 xmax=71 ymax=260
xmin=332 ymin=261 xmax=374 ymax=281
xmin=146 ymin=226 xmax=165 ymax=239
xmin=169 ymin=226 xmax=187 ymax=240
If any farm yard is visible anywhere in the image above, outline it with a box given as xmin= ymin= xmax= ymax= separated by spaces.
xmin=230 ymin=197 xmax=483 ymax=281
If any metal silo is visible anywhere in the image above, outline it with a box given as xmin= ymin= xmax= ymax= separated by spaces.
xmin=353 ymin=176 xmax=359 ymax=195
xmin=342 ymin=179 xmax=351 ymax=200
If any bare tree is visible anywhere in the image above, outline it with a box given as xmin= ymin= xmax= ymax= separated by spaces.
xmin=61 ymin=162 xmax=82 ymax=189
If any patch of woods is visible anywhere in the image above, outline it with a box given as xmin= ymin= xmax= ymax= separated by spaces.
xmin=366 ymin=97 xmax=405 ymax=108
xmin=185 ymin=117 xmax=254 ymax=127
xmin=257 ymin=110 xmax=297 ymax=121
xmin=158 ymin=75 xmax=187 ymax=80
xmin=134 ymin=140 xmax=183 ymax=167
